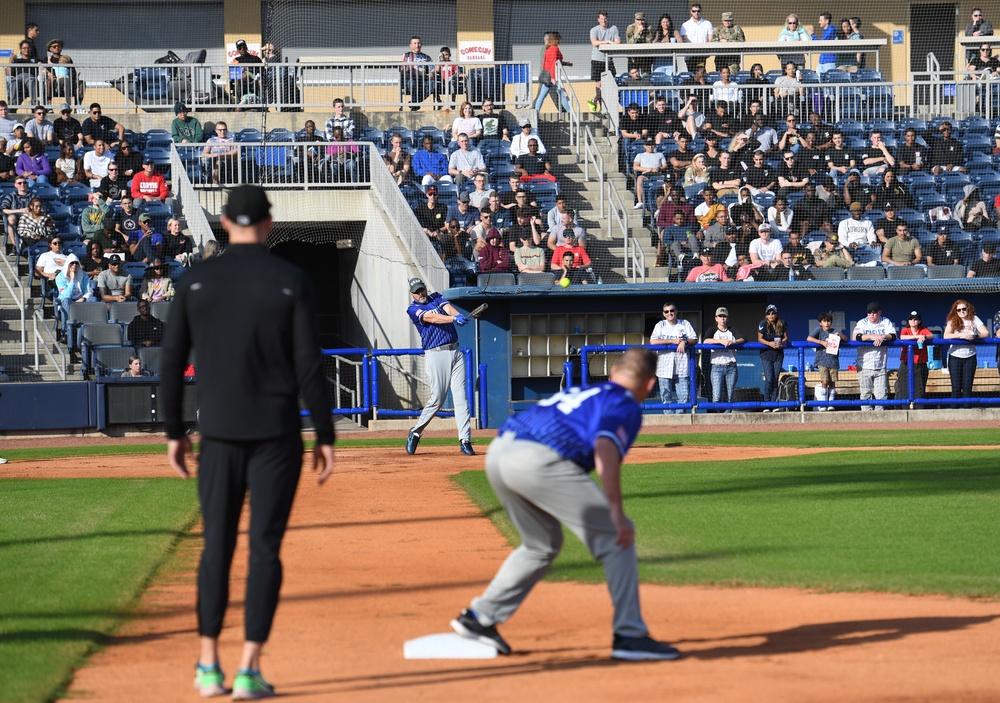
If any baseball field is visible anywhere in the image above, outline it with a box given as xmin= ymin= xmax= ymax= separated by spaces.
xmin=4 ymin=421 xmax=1000 ymax=702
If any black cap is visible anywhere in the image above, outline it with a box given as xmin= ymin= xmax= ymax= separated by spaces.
xmin=236 ymin=39 xmax=248 ymax=49
xmin=109 ymin=254 xmax=123 ymax=264
xmin=408 ymin=277 xmax=426 ymax=293
xmin=867 ymin=302 xmax=881 ymax=313
xmin=143 ymin=156 xmax=155 ymax=165
xmin=908 ymin=310 xmax=921 ymax=319
xmin=225 ymin=185 xmax=271 ymax=226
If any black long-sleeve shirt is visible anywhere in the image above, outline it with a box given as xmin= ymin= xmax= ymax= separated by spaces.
xmin=160 ymin=244 xmax=334 ymax=445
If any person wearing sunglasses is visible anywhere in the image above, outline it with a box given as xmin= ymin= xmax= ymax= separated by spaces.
xmin=852 ymin=302 xmax=896 ymax=412
xmin=777 ymin=15 xmax=811 ymax=71
xmin=2 ymin=177 xmax=31 ymax=253
xmin=115 ymin=139 xmax=143 ymax=179
xmin=52 ymin=104 xmax=83 ymax=147
xmin=964 ymin=8 xmax=994 ymax=62
xmin=944 ymin=300 xmax=989 ymax=406
xmin=650 ymin=303 xmax=698 ymax=413
xmin=99 ymin=162 xmax=128 ymax=201
xmin=680 ymin=4 xmax=714 ymax=72
xmin=966 ymin=43 xmax=1000 ymax=78
xmin=81 ymin=102 xmax=123 ymax=147
xmin=25 ymin=105 xmax=55 ymax=146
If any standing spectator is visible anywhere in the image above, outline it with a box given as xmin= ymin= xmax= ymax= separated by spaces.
xmin=81 ymin=103 xmax=123 ymax=147
xmin=703 ymin=306 xmax=744 ymax=411
xmin=53 ymin=104 xmax=83 ymax=147
xmin=535 ymin=32 xmax=572 ymax=113
xmin=201 ymin=122 xmax=239 ymax=185
xmin=896 ymin=311 xmax=933 ymax=402
xmin=713 ymin=12 xmax=745 ymax=74
xmin=625 ymin=12 xmax=653 ymax=74
xmin=588 ymin=10 xmax=621 ymax=113
xmin=943 ymin=299 xmax=989 ymax=406
xmin=964 ymin=8 xmax=994 ymax=62
xmin=849 ymin=17 xmax=866 ymax=70
xmin=807 ymin=311 xmax=848 ymax=410
xmin=170 ymin=102 xmax=203 ymax=144
xmin=967 ymin=241 xmax=1000 ymax=277
xmin=812 ymin=13 xmax=838 ymax=76
xmin=680 ymin=4 xmax=714 ymax=72
xmin=161 ymin=186 xmax=334 ymax=701
xmin=777 ymin=15 xmax=811 ymax=70
xmin=650 ymin=303 xmax=697 ymax=412
xmin=400 ymin=36 xmax=432 ymax=111
xmin=852 ymin=302 xmax=896 ymax=411
xmin=323 ymin=98 xmax=354 ymax=141
xmin=25 ymin=105 xmax=54 ymax=145
xmin=836 ymin=18 xmax=858 ymax=72
xmin=757 ymin=305 xmax=787 ymax=410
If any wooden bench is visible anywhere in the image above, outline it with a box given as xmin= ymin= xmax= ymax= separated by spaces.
xmin=781 ymin=369 xmax=1000 ymax=400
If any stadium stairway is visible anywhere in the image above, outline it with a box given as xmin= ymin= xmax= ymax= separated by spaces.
xmin=537 ymin=113 xmax=649 ymax=284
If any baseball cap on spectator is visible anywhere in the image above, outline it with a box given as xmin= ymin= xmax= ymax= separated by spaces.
xmin=867 ymin=302 xmax=881 ymax=313
xmin=849 ymin=201 xmax=864 ymax=213
xmin=425 ymin=186 xmax=438 ymax=195
xmin=59 ymin=104 xmax=70 ymax=113
xmin=109 ymin=254 xmax=123 ymax=265
xmin=883 ymin=201 xmax=896 ymax=211
xmin=47 ymin=39 xmax=63 ymax=50
xmin=225 ymin=185 xmax=271 ymax=226
xmin=700 ymin=247 xmax=713 ymax=256
xmin=908 ymin=310 xmax=921 ymax=320
xmin=715 ymin=307 xmax=729 ymax=317
xmin=518 ymin=117 xmax=531 ymax=127
xmin=634 ymin=12 xmax=646 ymax=20
xmin=236 ymin=39 xmax=248 ymax=50
xmin=848 ymin=168 xmax=862 ymax=177
xmin=408 ymin=277 xmax=426 ymax=293
xmin=722 ymin=11 xmax=735 ymax=20
xmin=12 ymin=124 xmax=24 ymax=133
xmin=937 ymin=225 xmax=950 ymax=235
xmin=644 ymin=137 xmax=654 ymax=145
xmin=143 ymin=156 xmax=155 ymax=165
xmin=458 ymin=192 xmax=470 ymax=203
xmin=138 ymin=213 xmax=152 ymax=223
xmin=984 ymin=242 xmax=997 ymax=254
xmin=766 ymin=304 xmax=778 ymax=314
xmin=826 ymin=232 xmax=839 ymax=242
xmin=174 ymin=102 xmax=188 ymax=114
xmin=758 ymin=223 xmax=772 ymax=232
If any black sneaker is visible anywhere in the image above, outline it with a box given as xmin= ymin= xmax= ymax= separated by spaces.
xmin=611 ymin=634 xmax=681 ymax=661
xmin=450 ymin=609 xmax=511 ymax=655
xmin=459 ymin=439 xmax=475 ymax=456
xmin=406 ymin=429 xmax=420 ymax=455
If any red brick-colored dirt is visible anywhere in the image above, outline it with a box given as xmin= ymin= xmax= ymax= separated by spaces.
xmin=8 ymin=434 xmax=999 ymax=702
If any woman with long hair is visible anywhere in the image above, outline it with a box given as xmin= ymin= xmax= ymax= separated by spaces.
xmin=535 ymin=32 xmax=572 ymax=113
xmin=757 ymin=304 xmax=788 ymax=410
xmin=743 ymin=63 xmax=770 ymax=108
xmin=449 ymin=101 xmax=483 ymax=144
xmin=16 ymin=197 xmax=55 ymax=249
xmin=849 ymin=17 xmax=865 ymax=69
xmin=682 ymin=153 xmax=710 ymax=187
xmin=55 ymin=254 xmax=92 ymax=339
xmin=943 ymin=299 xmax=988 ymax=405
xmin=54 ymin=141 xmax=82 ymax=184
xmin=836 ymin=18 xmax=857 ymax=71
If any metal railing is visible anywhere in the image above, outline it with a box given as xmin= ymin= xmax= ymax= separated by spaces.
xmin=31 ymin=310 xmax=66 ymax=381
xmin=5 ymin=60 xmax=532 ymax=114
xmin=607 ymin=179 xmax=644 ymax=283
xmin=556 ymin=61 xmax=580 ymax=152
xmin=0 ymin=245 xmax=27 ymax=350
xmin=168 ymin=145 xmax=214 ymax=252
xmin=581 ymin=125 xmax=605 ymax=219
xmin=579 ymin=340 xmax=1000 ymax=412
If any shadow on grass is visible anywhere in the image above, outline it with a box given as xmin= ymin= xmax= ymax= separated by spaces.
xmin=0 ymin=528 xmax=198 ymax=549
xmin=683 ymin=614 xmax=1000 ymax=659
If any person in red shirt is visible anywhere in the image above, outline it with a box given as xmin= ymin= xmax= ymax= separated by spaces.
xmin=551 ymin=231 xmax=592 ymax=283
xmin=130 ymin=157 xmax=169 ymax=205
xmin=895 ymin=310 xmax=934 ymax=402
xmin=685 ymin=248 xmax=730 ymax=282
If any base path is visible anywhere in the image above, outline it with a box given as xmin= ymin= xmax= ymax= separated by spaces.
xmin=30 ymin=439 xmax=1000 ymax=702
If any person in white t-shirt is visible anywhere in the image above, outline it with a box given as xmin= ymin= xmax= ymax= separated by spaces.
xmin=852 ymin=302 xmax=897 ymax=411
xmin=680 ymin=4 xmax=714 ymax=71
xmin=749 ymin=223 xmax=783 ymax=264
xmin=649 ymin=303 xmax=698 ymax=413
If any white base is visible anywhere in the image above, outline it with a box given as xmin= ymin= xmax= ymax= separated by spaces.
xmin=403 ymin=632 xmax=499 ymax=659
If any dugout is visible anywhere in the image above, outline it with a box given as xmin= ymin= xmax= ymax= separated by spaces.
xmin=445 ymin=280 xmax=1000 ymax=423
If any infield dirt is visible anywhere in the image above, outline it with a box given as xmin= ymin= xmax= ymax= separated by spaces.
xmin=7 ymin=428 xmax=999 ymax=703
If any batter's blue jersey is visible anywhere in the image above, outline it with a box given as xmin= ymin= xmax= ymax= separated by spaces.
xmin=407 ymin=292 xmax=459 ymax=350
xmin=500 ymin=383 xmax=643 ymax=472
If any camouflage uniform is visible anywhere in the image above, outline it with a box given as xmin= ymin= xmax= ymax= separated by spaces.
xmin=713 ymin=24 xmax=746 ymax=74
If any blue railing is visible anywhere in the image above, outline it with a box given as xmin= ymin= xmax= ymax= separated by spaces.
xmin=369 ymin=347 xmax=483 ymax=425
xmin=579 ymin=340 xmax=1000 ymax=412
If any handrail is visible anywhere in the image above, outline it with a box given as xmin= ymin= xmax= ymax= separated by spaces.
xmin=555 ymin=61 xmax=580 ymax=153
xmin=580 ymin=125 xmax=605 ymax=219
xmin=31 ymin=311 xmax=66 ymax=381
xmin=606 ymin=179 xmax=644 ymax=282
xmin=0 ymin=245 xmax=27 ymax=351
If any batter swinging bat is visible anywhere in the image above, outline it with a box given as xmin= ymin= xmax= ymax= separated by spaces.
xmin=469 ymin=303 xmax=489 ymax=319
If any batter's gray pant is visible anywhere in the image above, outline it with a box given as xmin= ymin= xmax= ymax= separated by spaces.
xmin=412 ymin=344 xmax=471 ymax=440
xmin=471 ymin=432 xmax=648 ymax=638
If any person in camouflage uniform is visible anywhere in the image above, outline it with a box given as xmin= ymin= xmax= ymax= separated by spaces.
xmin=713 ymin=11 xmax=745 ymax=74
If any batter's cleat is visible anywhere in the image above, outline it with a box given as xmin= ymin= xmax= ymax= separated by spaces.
xmin=193 ymin=663 xmax=227 ymax=697
xmin=231 ymin=669 xmax=274 ymax=700
xmin=450 ymin=608 xmax=511 ymax=654
xmin=406 ymin=429 xmax=420 ymax=455
xmin=460 ymin=439 xmax=476 ymax=456
xmin=0 ymin=457 xmax=7 ymax=464
xmin=611 ymin=634 xmax=681 ymax=661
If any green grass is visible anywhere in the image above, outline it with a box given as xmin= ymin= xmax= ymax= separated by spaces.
xmin=0 ymin=479 xmax=200 ymax=703
xmin=453 ymin=449 xmax=1000 ymax=598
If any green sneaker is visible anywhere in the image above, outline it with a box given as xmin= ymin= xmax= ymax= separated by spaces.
xmin=193 ymin=663 xmax=227 ymax=698
xmin=586 ymin=99 xmax=599 ymax=113
xmin=231 ymin=669 xmax=275 ymax=700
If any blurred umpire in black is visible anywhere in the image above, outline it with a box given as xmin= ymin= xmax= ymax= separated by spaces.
xmin=161 ymin=185 xmax=335 ymax=698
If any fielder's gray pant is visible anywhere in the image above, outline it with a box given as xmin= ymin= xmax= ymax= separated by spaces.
xmin=412 ymin=344 xmax=471 ymax=441
xmin=471 ymin=432 xmax=648 ymax=638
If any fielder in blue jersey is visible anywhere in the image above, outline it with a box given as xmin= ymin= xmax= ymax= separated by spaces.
xmin=405 ymin=277 xmax=474 ymax=455
xmin=450 ymin=348 xmax=681 ymax=661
